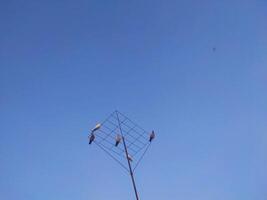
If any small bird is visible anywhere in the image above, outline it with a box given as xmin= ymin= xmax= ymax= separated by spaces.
xmin=88 ymin=133 xmax=95 ymax=144
xmin=91 ymin=123 xmax=101 ymax=133
xmin=127 ymin=154 xmax=133 ymax=162
xmin=149 ymin=130 xmax=155 ymax=142
xmin=115 ymin=134 xmax=122 ymax=147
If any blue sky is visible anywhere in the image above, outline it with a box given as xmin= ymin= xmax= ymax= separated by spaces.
xmin=0 ymin=0 xmax=266 ymax=199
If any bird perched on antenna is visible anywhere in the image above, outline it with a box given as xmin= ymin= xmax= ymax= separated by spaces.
xmin=88 ymin=123 xmax=101 ymax=145
xmin=115 ymin=134 xmax=122 ymax=147
xmin=88 ymin=133 xmax=95 ymax=144
xmin=127 ymin=154 xmax=133 ymax=162
xmin=91 ymin=123 xmax=101 ymax=133
xmin=149 ymin=131 xmax=155 ymax=142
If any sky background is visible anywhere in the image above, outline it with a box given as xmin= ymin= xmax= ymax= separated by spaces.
xmin=0 ymin=0 xmax=267 ymax=199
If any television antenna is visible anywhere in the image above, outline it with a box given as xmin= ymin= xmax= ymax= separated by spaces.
xmin=88 ymin=110 xmax=156 ymax=200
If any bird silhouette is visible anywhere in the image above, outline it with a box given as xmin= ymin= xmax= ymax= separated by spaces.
xmin=115 ymin=134 xmax=121 ymax=147
xmin=149 ymin=130 xmax=155 ymax=142
xmin=91 ymin=123 xmax=101 ymax=133
xmin=127 ymin=154 xmax=133 ymax=162
xmin=89 ymin=133 xmax=95 ymax=144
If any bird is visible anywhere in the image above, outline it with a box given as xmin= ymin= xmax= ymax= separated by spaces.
xmin=89 ymin=133 xmax=95 ymax=144
xmin=127 ymin=154 xmax=133 ymax=162
xmin=149 ymin=130 xmax=155 ymax=142
xmin=115 ymin=134 xmax=122 ymax=147
xmin=91 ymin=123 xmax=101 ymax=133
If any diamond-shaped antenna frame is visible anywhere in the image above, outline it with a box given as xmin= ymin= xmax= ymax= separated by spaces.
xmin=88 ymin=110 xmax=155 ymax=200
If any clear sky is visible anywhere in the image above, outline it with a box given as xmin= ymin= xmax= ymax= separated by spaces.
xmin=0 ymin=0 xmax=266 ymax=199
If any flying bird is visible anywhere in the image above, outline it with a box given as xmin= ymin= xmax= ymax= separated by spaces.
xmin=88 ymin=133 xmax=95 ymax=144
xmin=91 ymin=123 xmax=101 ymax=133
xmin=115 ymin=134 xmax=122 ymax=147
xmin=149 ymin=130 xmax=155 ymax=142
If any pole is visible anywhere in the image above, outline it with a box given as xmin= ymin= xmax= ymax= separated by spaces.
xmin=116 ymin=111 xmax=139 ymax=200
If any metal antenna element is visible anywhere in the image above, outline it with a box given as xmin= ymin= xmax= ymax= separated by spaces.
xmin=88 ymin=110 xmax=155 ymax=200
